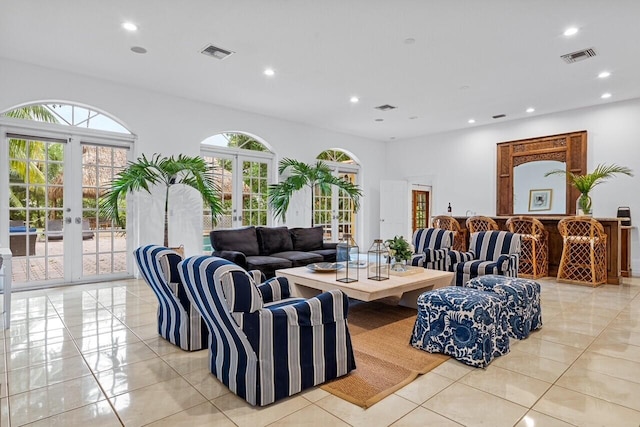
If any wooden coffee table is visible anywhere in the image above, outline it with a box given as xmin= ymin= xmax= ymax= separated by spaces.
xmin=276 ymin=266 xmax=454 ymax=309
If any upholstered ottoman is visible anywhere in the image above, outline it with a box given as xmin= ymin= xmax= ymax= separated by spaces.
xmin=464 ymin=275 xmax=542 ymax=340
xmin=411 ymin=287 xmax=510 ymax=368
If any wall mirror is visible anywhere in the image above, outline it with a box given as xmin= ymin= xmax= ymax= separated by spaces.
xmin=496 ymin=131 xmax=587 ymax=216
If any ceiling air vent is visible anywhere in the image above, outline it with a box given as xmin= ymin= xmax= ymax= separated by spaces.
xmin=560 ymin=47 xmax=597 ymax=64
xmin=492 ymin=114 xmax=506 ymax=119
xmin=201 ymin=44 xmax=234 ymax=60
xmin=374 ymin=104 xmax=397 ymax=111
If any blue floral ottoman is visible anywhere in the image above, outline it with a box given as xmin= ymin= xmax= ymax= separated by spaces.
xmin=411 ymin=287 xmax=510 ymax=368
xmin=464 ymin=275 xmax=542 ymax=340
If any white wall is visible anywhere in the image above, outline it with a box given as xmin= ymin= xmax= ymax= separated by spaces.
xmin=388 ymin=99 xmax=640 ymax=273
xmin=0 ymin=58 xmax=386 ymax=255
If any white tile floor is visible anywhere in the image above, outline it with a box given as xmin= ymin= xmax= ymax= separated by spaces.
xmin=2 ymin=276 xmax=640 ymax=426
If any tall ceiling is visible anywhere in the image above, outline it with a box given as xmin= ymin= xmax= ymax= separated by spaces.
xmin=2 ymin=1 xmax=640 ymax=141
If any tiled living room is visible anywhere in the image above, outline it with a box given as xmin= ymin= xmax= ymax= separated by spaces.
xmin=3 ymin=1 xmax=640 ymax=426
xmin=2 ymin=276 xmax=640 ymax=426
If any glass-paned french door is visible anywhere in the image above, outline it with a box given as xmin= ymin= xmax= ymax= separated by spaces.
xmin=314 ymin=170 xmax=358 ymax=242
xmin=4 ymin=132 xmax=130 ymax=288
xmin=202 ymin=151 xmax=271 ymax=233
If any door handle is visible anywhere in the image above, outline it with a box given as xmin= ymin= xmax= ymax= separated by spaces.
xmin=65 ymin=217 xmax=72 ymax=224
xmin=75 ymin=217 xmax=82 ymax=224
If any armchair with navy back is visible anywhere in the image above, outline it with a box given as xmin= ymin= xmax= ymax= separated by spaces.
xmin=410 ymin=228 xmax=454 ymax=270
xmin=178 ymin=255 xmax=356 ymax=406
xmin=447 ymin=230 xmax=521 ymax=286
xmin=134 ymin=245 xmax=208 ymax=351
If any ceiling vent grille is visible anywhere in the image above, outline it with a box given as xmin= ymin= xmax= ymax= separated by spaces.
xmin=201 ymin=44 xmax=234 ymax=60
xmin=375 ymin=104 xmax=397 ymax=111
xmin=561 ymin=47 xmax=597 ymax=64
xmin=492 ymin=114 xmax=506 ymax=119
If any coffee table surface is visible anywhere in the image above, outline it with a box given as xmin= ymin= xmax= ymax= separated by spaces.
xmin=276 ymin=266 xmax=453 ymax=308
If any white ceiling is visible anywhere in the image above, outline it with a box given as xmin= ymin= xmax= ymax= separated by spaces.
xmin=2 ymin=0 xmax=640 ymax=141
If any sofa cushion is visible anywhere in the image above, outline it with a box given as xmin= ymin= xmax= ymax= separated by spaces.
xmin=272 ymin=251 xmax=323 ymax=267
xmin=246 ymin=255 xmax=292 ymax=278
xmin=290 ymin=226 xmax=324 ymax=251
xmin=210 ymin=227 xmax=259 ymax=256
xmin=256 ymin=227 xmax=293 ymax=255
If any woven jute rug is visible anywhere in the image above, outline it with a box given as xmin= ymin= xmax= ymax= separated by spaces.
xmin=321 ymin=299 xmax=449 ymax=408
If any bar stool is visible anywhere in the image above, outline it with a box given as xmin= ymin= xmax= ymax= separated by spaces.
xmin=432 ymin=215 xmax=466 ymax=251
xmin=506 ymin=216 xmax=548 ymax=279
xmin=557 ymin=216 xmax=607 ymax=286
xmin=466 ymin=215 xmax=499 ymax=233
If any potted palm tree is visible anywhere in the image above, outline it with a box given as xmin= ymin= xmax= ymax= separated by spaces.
xmin=268 ymin=158 xmax=362 ymax=225
xmin=100 ymin=153 xmax=223 ymax=247
xmin=545 ymin=163 xmax=633 ymax=215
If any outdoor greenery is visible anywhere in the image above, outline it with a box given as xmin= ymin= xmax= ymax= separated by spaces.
xmin=384 ymin=235 xmax=413 ymax=262
xmin=545 ymin=163 xmax=633 ymax=214
xmin=5 ymin=106 xmax=61 ymax=226
xmin=267 ymin=158 xmax=362 ymax=225
xmin=100 ymin=153 xmax=223 ymax=246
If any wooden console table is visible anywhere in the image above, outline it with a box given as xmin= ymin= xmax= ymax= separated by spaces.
xmin=452 ymin=216 xmax=626 ymax=285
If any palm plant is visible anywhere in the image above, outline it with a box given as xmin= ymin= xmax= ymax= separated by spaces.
xmin=545 ymin=163 xmax=633 ymax=215
xmin=268 ymin=158 xmax=362 ymax=224
xmin=5 ymin=106 xmax=60 ymax=210
xmin=99 ymin=153 xmax=223 ymax=247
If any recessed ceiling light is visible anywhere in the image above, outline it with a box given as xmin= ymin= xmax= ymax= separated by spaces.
xmin=601 ymin=92 xmax=612 ymax=99
xmin=563 ymin=27 xmax=579 ymax=36
xmin=350 ymin=96 xmax=359 ymax=103
xmin=468 ymin=119 xmax=476 ymax=124
xmin=264 ymin=68 xmax=275 ymax=76
xmin=598 ymin=71 xmax=611 ymax=79
xmin=130 ymin=46 xmax=147 ymax=54
xmin=526 ymin=107 xmax=535 ymax=113
xmin=122 ymin=22 xmax=138 ymax=32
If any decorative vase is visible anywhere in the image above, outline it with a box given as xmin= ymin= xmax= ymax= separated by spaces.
xmin=391 ymin=258 xmax=408 ymax=272
xmin=576 ymin=193 xmax=593 ymax=216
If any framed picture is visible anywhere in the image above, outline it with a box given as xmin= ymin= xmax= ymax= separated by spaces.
xmin=528 ymin=189 xmax=552 ymax=211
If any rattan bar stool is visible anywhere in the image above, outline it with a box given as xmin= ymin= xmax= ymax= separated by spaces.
xmin=506 ymin=216 xmax=548 ymax=279
xmin=432 ymin=215 xmax=466 ymax=251
xmin=557 ymin=216 xmax=607 ymax=286
xmin=466 ymin=216 xmax=499 ymax=233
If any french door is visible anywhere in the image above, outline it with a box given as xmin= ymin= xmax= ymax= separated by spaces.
xmin=202 ymin=149 xmax=272 ymax=232
xmin=3 ymin=129 xmax=131 ymax=289
xmin=314 ymin=168 xmax=359 ymax=242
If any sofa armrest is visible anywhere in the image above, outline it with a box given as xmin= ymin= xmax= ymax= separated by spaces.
xmin=257 ymin=276 xmax=291 ymax=303
xmin=447 ymin=249 xmax=475 ymax=271
xmin=212 ymin=250 xmax=247 ymax=269
xmin=322 ymin=242 xmax=338 ymax=250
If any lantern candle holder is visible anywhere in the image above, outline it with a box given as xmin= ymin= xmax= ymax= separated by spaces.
xmin=368 ymin=239 xmax=389 ymax=281
xmin=336 ymin=233 xmax=359 ymax=283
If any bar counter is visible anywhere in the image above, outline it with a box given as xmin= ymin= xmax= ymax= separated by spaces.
xmin=452 ymin=216 xmax=626 ymax=285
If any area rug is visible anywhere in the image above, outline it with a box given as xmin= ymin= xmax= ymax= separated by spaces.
xmin=320 ymin=299 xmax=449 ymax=408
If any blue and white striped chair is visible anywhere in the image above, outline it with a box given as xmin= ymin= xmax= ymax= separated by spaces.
xmin=410 ymin=228 xmax=454 ymax=270
xmin=178 ymin=255 xmax=356 ymax=406
xmin=447 ymin=231 xmax=521 ymax=286
xmin=134 ymin=245 xmax=207 ymax=351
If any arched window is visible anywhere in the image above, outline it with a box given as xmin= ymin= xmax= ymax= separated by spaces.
xmin=201 ymin=133 xmax=274 ymax=245
xmin=3 ymin=103 xmax=131 ymax=133
xmin=315 ymin=149 xmax=360 ymax=242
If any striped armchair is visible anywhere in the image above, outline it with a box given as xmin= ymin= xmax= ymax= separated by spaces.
xmin=447 ymin=231 xmax=521 ymax=286
xmin=178 ymin=255 xmax=356 ymax=406
xmin=134 ymin=245 xmax=208 ymax=351
xmin=410 ymin=228 xmax=454 ymax=270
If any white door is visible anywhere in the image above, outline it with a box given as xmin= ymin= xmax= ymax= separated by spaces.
xmin=380 ymin=180 xmax=409 ymax=240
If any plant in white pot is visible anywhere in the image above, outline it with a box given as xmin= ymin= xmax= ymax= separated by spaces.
xmin=545 ymin=163 xmax=633 ymax=215
xmin=100 ymin=153 xmax=223 ymax=248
